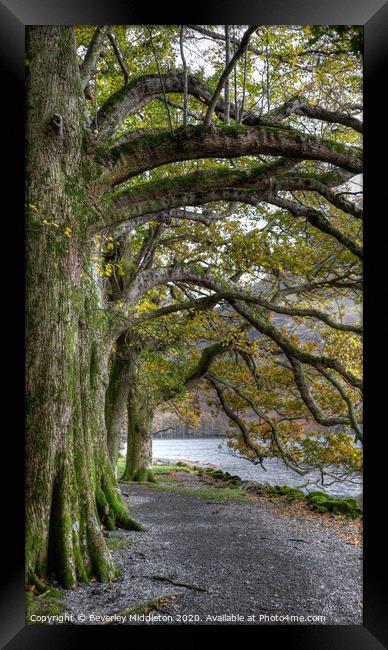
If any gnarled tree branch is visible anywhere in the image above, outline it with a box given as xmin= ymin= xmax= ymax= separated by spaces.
xmin=286 ymin=355 xmax=362 ymax=441
xmin=99 ymin=123 xmax=362 ymax=188
xmin=92 ymin=70 xmax=363 ymax=142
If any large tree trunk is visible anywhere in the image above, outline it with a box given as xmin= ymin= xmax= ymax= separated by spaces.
xmin=105 ymin=334 xmax=133 ymax=470
xmin=120 ymin=347 xmax=155 ymax=483
xmin=123 ymin=394 xmax=154 ymax=483
xmin=25 ymin=26 xmax=140 ymax=591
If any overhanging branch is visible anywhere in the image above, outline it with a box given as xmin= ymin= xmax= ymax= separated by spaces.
xmin=100 ymin=123 xmax=362 ymax=187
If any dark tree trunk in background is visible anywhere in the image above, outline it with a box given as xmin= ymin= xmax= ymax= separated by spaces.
xmin=123 ymin=392 xmax=154 ymax=483
xmin=25 ymin=26 xmax=141 ymax=590
xmin=106 ymin=333 xmax=155 ymax=482
xmin=120 ymin=346 xmax=155 ymax=483
xmin=106 ymin=333 xmax=133 ymax=470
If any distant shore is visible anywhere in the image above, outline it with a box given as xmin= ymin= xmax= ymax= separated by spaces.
xmin=151 ymin=437 xmax=362 ymax=501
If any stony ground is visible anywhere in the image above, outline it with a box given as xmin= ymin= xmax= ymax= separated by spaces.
xmin=62 ymin=471 xmax=362 ymax=626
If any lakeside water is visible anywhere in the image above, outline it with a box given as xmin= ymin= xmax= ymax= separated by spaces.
xmin=151 ymin=437 xmax=362 ymax=499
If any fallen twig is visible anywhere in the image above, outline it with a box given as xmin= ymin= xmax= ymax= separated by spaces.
xmin=143 ymin=575 xmax=207 ymax=592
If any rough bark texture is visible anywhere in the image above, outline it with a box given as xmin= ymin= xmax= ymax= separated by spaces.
xmin=105 ymin=334 xmax=134 ymax=468
xmin=99 ymin=165 xmax=353 ymax=233
xmin=26 ymin=26 xmax=140 ymax=591
xmin=25 ymin=25 xmax=362 ymax=590
xmin=93 ymin=69 xmax=362 ymax=142
xmin=121 ymin=346 xmax=155 ymax=483
xmin=101 ymin=123 xmax=362 ymax=187
xmin=123 ymin=399 xmax=154 ymax=482
xmin=120 ymin=341 xmax=229 ymax=484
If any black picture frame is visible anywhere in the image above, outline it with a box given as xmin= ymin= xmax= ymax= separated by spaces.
xmin=1 ymin=1 xmax=387 ymax=647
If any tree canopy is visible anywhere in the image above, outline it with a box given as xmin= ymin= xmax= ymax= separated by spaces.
xmin=81 ymin=24 xmax=362 ymax=477
xmin=25 ymin=24 xmax=362 ymax=589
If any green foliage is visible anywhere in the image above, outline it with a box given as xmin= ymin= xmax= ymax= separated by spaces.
xmin=85 ymin=24 xmax=362 ymax=498
xmin=306 ymin=26 xmax=363 ymax=57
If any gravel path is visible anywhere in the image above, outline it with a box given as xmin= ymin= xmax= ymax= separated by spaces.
xmin=63 ymin=477 xmax=362 ymax=625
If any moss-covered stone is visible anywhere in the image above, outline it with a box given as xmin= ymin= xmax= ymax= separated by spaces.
xmin=306 ymin=492 xmax=361 ymax=518
xmin=267 ymin=485 xmax=305 ymax=502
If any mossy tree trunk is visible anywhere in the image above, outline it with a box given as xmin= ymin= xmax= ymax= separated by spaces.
xmin=123 ymin=395 xmax=154 ymax=483
xmin=120 ymin=348 xmax=155 ymax=483
xmin=114 ymin=340 xmax=229 ymax=484
xmin=26 ymin=26 xmax=140 ymax=591
xmin=105 ymin=333 xmax=133 ymax=470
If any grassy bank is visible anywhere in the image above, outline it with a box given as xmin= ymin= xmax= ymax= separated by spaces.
xmin=117 ymin=459 xmax=362 ymax=518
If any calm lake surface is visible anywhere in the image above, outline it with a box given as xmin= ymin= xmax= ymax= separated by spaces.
xmin=152 ymin=437 xmax=362 ymax=499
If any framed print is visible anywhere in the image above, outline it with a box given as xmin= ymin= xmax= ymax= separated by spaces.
xmin=0 ymin=0 xmax=387 ymax=647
